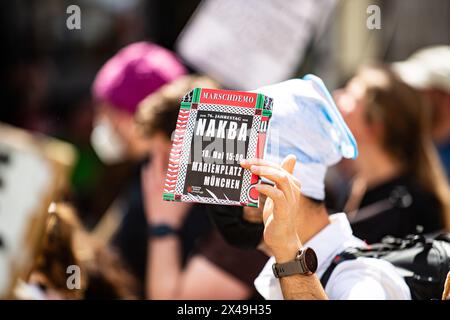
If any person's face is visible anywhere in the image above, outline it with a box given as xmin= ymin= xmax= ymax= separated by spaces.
xmin=424 ymin=89 xmax=450 ymax=143
xmin=146 ymin=133 xmax=172 ymax=162
xmin=92 ymin=103 xmax=148 ymax=162
xmin=334 ymin=77 xmax=376 ymax=146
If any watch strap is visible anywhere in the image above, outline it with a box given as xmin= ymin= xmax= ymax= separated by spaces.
xmin=272 ymin=248 xmax=316 ymax=278
xmin=148 ymin=224 xmax=179 ymax=238
xmin=272 ymin=258 xmax=307 ymax=278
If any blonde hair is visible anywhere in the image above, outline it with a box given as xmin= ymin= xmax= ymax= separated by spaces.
xmin=32 ymin=203 xmax=138 ymax=299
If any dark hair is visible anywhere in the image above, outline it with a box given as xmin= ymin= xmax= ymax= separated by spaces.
xmin=135 ymin=75 xmax=219 ymax=139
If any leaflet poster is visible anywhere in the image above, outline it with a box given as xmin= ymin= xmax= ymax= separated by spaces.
xmin=162 ymin=88 xmax=273 ymax=207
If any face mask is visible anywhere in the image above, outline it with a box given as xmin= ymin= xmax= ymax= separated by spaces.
xmin=254 ymin=75 xmax=358 ymax=200
xmin=90 ymin=117 xmax=127 ymax=164
xmin=207 ymin=205 xmax=264 ymax=250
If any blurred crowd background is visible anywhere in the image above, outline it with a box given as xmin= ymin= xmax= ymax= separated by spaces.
xmin=2 ymin=0 xmax=448 ymax=226
xmin=0 ymin=0 xmax=449 ymax=300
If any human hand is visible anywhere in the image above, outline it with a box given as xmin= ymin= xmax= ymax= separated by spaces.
xmin=240 ymin=155 xmax=303 ymax=262
xmin=141 ymin=150 xmax=191 ymax=229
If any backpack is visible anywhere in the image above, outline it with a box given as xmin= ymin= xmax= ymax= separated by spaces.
xmin=320 ymin=233 xmax=450 ymax=300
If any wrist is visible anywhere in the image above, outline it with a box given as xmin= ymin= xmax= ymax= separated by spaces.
xmin=272 ymin=247 xmax=319 ymax=279
xmin=147 ymin=223 xmax=180 ymax=239
xmin=147 ymin=213 xmax=184 ymax=229
xmin=272 ymin=241 xmax=303 ymax=264
xmin=149 ymin=220 xmax=181 ymax=229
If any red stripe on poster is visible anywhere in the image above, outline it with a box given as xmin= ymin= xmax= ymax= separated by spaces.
xmin=199 ymin=88 xmax=257 ymax=108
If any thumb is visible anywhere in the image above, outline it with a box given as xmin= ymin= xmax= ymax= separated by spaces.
xmin=281 ymin=154 xmax=296 ymax=174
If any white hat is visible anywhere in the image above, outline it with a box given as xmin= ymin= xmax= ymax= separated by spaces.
xmin=392 ymin=46 xmax=450 ymax=93
xmin=254 ymin=75 xmax=358 ymax=200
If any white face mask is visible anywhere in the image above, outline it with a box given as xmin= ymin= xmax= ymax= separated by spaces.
xmin=90 ymin=117 xmax=127 ymax=164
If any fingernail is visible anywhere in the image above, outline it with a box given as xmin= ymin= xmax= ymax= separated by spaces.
xmin=250 ymin=165 xmax=259 ymax=173
xmin=240 ymin=159 xmax=247 ymax=165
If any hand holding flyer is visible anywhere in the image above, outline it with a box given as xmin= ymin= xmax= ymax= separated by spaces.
xmin=162 ymin=88 xmax=273 ymax=207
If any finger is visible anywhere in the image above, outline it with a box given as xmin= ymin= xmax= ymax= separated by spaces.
xmin=255 ymin=184 xmax=288 ymax=220
xmin=250 ymin=165 xmax=294 ymax=202
xmin=291 ymin=175 xmax=301 ymax=189
xmin=240 ymin=158 xmax=282 ymax=170
xmin=281 ymin=155 xmax=296 ymax=174
xmin=242 ymin=157 xmax=300 ymax=199
xmin=281 ymin=156 xmax=301 ymax=189
xmin=261 ymin=197 xmax=274 ymax=225
xmin=242 ymin=156 xmax=299 ymax=188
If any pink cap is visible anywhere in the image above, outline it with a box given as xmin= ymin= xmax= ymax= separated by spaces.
xmin=93 ymin=42 xmax=187 ymax=114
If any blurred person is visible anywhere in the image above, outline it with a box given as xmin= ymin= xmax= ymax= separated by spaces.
xmin=29 ymin=203 xmax=138 ymax=299
xmin=237 ymin=76 xmax=410 ymax=299
xmin=393 ymin=46 xmax=450 ymax=179
xmin=135 ymin=75 xmax=268 ymax=299
xmin=333 ymin=65 xmax=450 ymax=244
xmin=91 ymin=41 xmax=186 ymax=165
xmin=90 ymin=41 xmax=187 ymax=295
xmin=47 ymin=79 xmax=108 ymax=227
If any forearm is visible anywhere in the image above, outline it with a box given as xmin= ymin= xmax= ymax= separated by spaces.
xmin=274 ymin=248 xmax=328 ymax=300
xmin=279 ymin=275 xmax=328 ymax=300
xmin=147 ymin=236 xmax=182 ymax=299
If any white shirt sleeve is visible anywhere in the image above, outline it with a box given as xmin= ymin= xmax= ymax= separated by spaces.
xmin=324 ymin=259 xmax=411 ymax=300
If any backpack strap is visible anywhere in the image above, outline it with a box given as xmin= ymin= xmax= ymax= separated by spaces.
xmin=320 ymin=250 xmax=358 ymax=288
xmin=320 ymin=236 xmax=424 ymax=289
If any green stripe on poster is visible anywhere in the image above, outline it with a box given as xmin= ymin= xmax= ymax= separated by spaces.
xmin=180 ymin=102 xmax=191 ymax=110
xmin=255 ymin=94 xmax=263 ymax=109
xmin=193 ymin=88 xmax=201 ymax=103
xmin=262 ymin=109 xmax=272 ymax=117
xmin=163 ymin=193 xmax=175 ymax=201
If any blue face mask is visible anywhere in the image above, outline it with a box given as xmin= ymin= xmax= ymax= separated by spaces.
xmin=302 ymin=74 xmax=358 ymax=160
xmin=255 ymin=75 xmax=358 ymax=200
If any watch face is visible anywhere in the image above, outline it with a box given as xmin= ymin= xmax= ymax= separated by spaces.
xmin=304 ymin=248 xmax=318 ymax=273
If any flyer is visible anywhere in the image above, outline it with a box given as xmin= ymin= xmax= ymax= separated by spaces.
xmin=162 ymin=88 xmax=273 ymax=207
xmin=176 ymin=0 xmax=337 ymax=90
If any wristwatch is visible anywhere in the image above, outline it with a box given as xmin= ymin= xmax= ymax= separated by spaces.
xmin=272 ymin=247 xmax=318 ymax=278
xmin=148 ymin=224 xmax=180 ymax=238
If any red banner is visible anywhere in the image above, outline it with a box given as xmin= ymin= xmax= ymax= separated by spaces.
xmin=199 ymin=88 xmax=257 ymax=108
